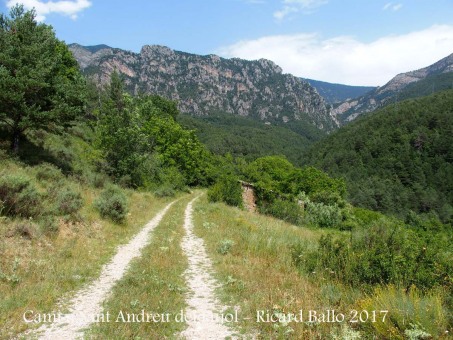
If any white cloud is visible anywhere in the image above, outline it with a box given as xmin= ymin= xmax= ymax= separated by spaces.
xmin=6 ymin=0 xmax=92 ymax=21
xmin=274 ymin=0 xmax=328 ymax=20
xmin=383 ymin=2 xmax=403 ymax=11
xmin=216 ymin=25 xmax=453 ymax=86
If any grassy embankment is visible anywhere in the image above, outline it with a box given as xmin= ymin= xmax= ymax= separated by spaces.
xmin=192 ymin=195 xmax=451 ymax=339
xmin=192 ymin=194 xmax=336 ymax=338
xmin=0 ymin=128 xmax=180 ymax=338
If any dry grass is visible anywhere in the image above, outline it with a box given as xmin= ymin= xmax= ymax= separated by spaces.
xmin=86 ymin=193 xmax=194 ymax=339
xmin=0 ymin=171 xmax=175 ymax=339
xmin=191 ymin=194 xmax=349 ymax=339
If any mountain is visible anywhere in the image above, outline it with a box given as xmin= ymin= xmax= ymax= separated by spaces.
xmin=69 ymin=44 xmax=338 ymax=133
xmin=303 ymin=90 xmax=453 ymax=223
xmin=332 ymin=53 xmax=453 ymax=123
xmin=304 ymin=78 xmax=375 ymax=104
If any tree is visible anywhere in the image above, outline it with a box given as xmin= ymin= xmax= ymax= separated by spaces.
xmin=139 ymin=98 xmax=211 ymax=186
xmin=0 ymin=5 xmax=85 ymax=153
xmin=95 ymin=72 xmax=145 ymax=186
xmin=95 ymin=73 xmax=212 ymax=187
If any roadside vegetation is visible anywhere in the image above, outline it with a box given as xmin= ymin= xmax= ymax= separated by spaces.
xmin=0 ymin=155 xmax=175 ymax=337
xmin=0 ymin=4 xmax=451 ymax=339
xmin=0 ymin=6 xmax=199 ymax=338
xmin=206 ymin=138 xmax=451 ymax=338
xmin=195 ymin=196 xmax=452 ymax=339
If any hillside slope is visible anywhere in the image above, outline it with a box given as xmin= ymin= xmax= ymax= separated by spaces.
xmin=333 ymin=53 xmax=453 ymax=123
xmin=69 ymin=44 xmax=338 ymax=133
xmin=178 ymin=114 xmax=323 ymax=164
xmin=304 ymin=78 xmax=375 ymax=104
xmin=303 ymin=90 xmax=453 ymax=222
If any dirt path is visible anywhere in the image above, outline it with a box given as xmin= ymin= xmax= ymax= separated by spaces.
xmin=180 ymin=196 xmax=234 ymax=340
xmin=29 ymin=200 xmax=177 ymax=340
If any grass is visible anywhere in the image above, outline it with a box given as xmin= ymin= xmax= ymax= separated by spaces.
xmin=191 ymin=194 xmax=353 ymax=338
xmin=0 ymin=158 xmax=177 ymax=339
xmin=191 ymin=195 xmax=452 ymax=339
xmin=86 ymin=193 xmax=194 ymax=338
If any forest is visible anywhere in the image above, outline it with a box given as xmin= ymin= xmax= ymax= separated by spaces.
xmin=302 ymin=90 xmax=453 ymax=224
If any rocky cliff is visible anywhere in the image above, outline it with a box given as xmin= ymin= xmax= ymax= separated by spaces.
xmin=69 ymin=44 xmax=338 ymax=131
xmin=332 ymin=53 xmax=453 ymax=123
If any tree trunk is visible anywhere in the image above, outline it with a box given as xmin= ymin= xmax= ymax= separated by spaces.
xmin=11 ymin=129 xmax=20 ymax=154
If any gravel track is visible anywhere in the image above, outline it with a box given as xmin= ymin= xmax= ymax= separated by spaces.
xmin=29 ymin=200 xmax=176 ymax=339
xmin=180 ymin=196 xmax=234 ymax=339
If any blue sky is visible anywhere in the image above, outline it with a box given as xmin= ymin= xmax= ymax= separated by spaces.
xmin=2 ymin=0 xmax=453 ymax=85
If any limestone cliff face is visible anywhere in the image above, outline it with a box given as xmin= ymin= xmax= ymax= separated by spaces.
xmin=69 ymin=44 xmax=337 ymax=131
xmin=332 ymin=53 xmax=453 ymax=123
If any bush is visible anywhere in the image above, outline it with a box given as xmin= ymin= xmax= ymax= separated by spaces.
xmin=82 ymin=171 xmax=108 ymax=189
xmin=39 ymin=216 xmax=59 ymax=234
xmin=359 ymin=286 xmax=448 ymax=339
xmin=297 ymin=192 xmax=342 ymax=228
xmin=0 ymin=174 xmax=41 ymax=218
xmin=292 ymin=221 xmax=453 ymax=291
xmin=94 ymin=185 xmax=128 ymax=223
xmin=12 ymin=221 xmax=39 ymax=239
xmin=260 ymin=199 xmax=303 ymax=225
xmin=207 ymin=175 xmax=243 ymax=208
xmin=55 ymin=187 xmax=83 ymax=215
xmin=310 ymin=190 xmax=345 ymax=207
xmin=306 ymin=201 xmax=342 ymax=228
xmin=34 ymin=163 xmax=64 ymax=181
xmin=158 ymin=166 xmax=187 ymax=192
xmin=217 ymin=239 xmax=235 ymax=255
xmin=154 ymin=185 xmax=176 ymax=198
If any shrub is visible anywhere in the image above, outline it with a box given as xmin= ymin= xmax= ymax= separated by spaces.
xmin=310 ymin=190 xmax=345 ymax=207
xmin=12 ymin=221 xmax=39 ymax=239
xmin=55 ymin=187 xmax=83 ymax=215
xmin=207 ymin=175 xmax=243 ymax=208
xmin=359 ymin=285 xmax=448 ymax=339
xmin=44 ymin=138 xmax=75 ymax=172
xmin=292 ymin=221 xmax=453 ymax=291
xmin=297 ymin=192 xmax=342 ymax=228
xmin=0 ymin=174 xmax=41 ymax=218
xmin=34 ymin=163 xmax=64 ymax=181
xmin=82 ymin=171 xmax=108 ymax=189
xmin=260 ymin=199 xmax=303 ymax=225
xmin=305 ymin=201 xmax=342 ymax=228
xmin=154 ymin=185 xmax=176 ymax=198
xmin=158 ymin=166 xmax=187 ymax=192
xmin=94 ymin=185 xmax=128 ymax=223
xmin=217 ymin=239 xmax=235 ymax=255
xmin=39 ymin=216 xmax=59 ymax=234
xmin=292 ymin=233 xmax=351 ymax=282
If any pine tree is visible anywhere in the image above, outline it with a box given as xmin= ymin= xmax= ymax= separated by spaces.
xmin=0 ymin=5 xmax=85 ymax=153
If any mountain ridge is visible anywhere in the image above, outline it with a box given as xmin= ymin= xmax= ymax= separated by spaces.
xmin=332 ymin=53 xmax=453 ymax=122
xmin=69 ymin=43 xmax=338 ymax=132
xmin=304 ymin=78 xmax=376 ymax=104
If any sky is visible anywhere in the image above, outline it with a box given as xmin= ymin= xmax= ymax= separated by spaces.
xmin=2 ymin=0 xmax=453 ymax=86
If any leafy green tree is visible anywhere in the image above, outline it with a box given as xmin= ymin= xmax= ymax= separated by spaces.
xmin=95 ymin=72 xmax=145 ymax=186
xmin=285 ymin=166 xmax=346 ymax=198
xmin=0 ymin=5 xmax=85 ymax=153
xmin=139 ymin=99 xmax=211 ymax=186
xmin=95 ymin=75 xmax=212 ymax=187
xmin=207 ymin=174 xmax=243 ymax=207
xmin=246 ymin=156 xmax=295 ymax=193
